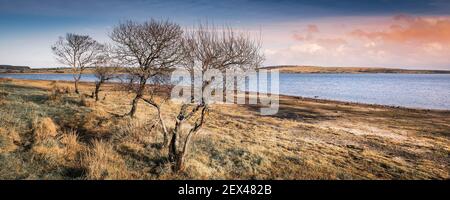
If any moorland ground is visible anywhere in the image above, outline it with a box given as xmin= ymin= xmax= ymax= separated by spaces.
xmin=0 ymin=78 xmax=449 ymax=179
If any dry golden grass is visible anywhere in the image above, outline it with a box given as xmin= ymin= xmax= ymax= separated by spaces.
xmin=0 ymin=128 xmax=20 ymax=154
xmin=47 ymin=81 xmax=69 ymax=102
xmin=0 ymin=88 xmax=9 ymax=105
xmin=0 ymin=78 xmax=13 ymax=83
xmin=60 ymin=130 xmax=84 ymax=166
xmin=1 ymin=78 xmax=449 ymax=180
xmin=82 ymin=140 xmax=131 ymax=180
xmin=0 ymin=90 xmax=8 ymax=98
xmin=30 ymin=129 xmax=86 ymax=175
xmin=80 ymin=95 xmax=95 ymax=107
xmin=31 ymin=138 xmax=65 ymax=166
xmin=32 ymin=117 xmax=58 ymax=142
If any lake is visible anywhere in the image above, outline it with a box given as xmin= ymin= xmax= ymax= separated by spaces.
xmin=1 ymin=73 xmax=450 ymax=110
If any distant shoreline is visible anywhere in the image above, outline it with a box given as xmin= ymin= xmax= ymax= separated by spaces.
xmin=261 ymin=65 xmax=450 ymax=74
xmin=2 ymin=65 xmax=450 ymax=74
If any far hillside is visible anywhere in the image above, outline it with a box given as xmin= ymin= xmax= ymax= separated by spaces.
xmin=262 ymin=65 xmax=450 ymax=74
xmin=0 ymin=65 xmax=31 ymax=73
xmin=3 ymin=65 xmax=450 ymax=74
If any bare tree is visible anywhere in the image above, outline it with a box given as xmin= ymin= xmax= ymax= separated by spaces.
xmin=93 ymin=48 xmax=119 ymax=101
xmin=110 ymin=19 xmax=184 ymax=117
xmin=52 ymin=33 xmax=103 ymax=94
xmin=168 ymin=24 xmax=264 ymax=171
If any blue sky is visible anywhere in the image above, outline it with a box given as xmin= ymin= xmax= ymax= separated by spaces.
xmin=1 ymin=0 xmax=450 ymax=69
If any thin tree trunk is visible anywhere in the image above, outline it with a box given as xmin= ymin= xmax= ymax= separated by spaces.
xmin=190 ymin=72 xmax=195 ymax=103
xmin=143 ymin=98 xmax=169 ymax=147
xmin=129 ymin=94 xmax=141 ymax=117
xmin=168 ymin=126 xmax=178 ymax=163
xmin=94 ymin=81 xmax=102 ymax=101
xmin=175 ymin=130 xmax=195 ymax=171
xmin=74 ymin=80 xmax=80 ymax=94
xmin=128 ymin=78 xmax=146 ymax=117
xmin=158 ymin=106 xmax=169 ymax=147
xmin=74 ymin=72 xmax=82 ymax=95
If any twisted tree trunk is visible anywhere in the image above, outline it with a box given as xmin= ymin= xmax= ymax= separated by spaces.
xmin=94 ymin=80 xmax=103 ymax=101
xmin=129 ymin=93 xmax=142 ymax=117
xmin=169 ymin=105 xmax=207 ymax=172
xmin=128 ymin=79 xmax=147 ymax=117
xmin=143 ymin=98 xmax=169 ymax=147
xmin=73 ymin=73 xmax=83 ymax=95
xmin=74 ymin=79 xmax=80 ymax=94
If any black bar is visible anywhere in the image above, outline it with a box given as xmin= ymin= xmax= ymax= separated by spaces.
xmin=0 ymin=181 xmax=448 ymax=199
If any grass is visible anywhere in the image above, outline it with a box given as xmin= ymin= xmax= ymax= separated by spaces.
xmin=0 ymin=78 xmax=449 ymax=180
xmin=83 ymin=140 xmax=131 ymax=180
xmin=32 ymin=117 xmax=58 ymax=142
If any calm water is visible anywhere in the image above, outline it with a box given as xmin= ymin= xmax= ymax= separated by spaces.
xmin=1 ymin=73 xmax=450 ymax=110
xmin=277 ymin=73 xmax=450 ymax=110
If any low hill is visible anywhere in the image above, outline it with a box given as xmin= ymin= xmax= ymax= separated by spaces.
xmin=262 ymin=65 xmax=450 ymax=74
xmin=0 ymin=65 xmax=31 ymax=73
xmin=4 ymin=65 xmax=450 ymax=74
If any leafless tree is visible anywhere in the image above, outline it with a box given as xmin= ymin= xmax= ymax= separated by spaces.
xmin=52 ymin=33 xmax=103 ymax=94
xmin=168 ymin=24 xmax=264 ymax=171
xmin=110 ymin=19 xmax=184 ymax=117
xmin=93 ymin=48 xmax=119 ymax=101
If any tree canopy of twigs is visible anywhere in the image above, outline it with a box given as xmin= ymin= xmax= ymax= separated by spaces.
xmin=52 ymin=33 xmax=103 ymax=94
xmin=110 ymin=19 xmax=185 ymax=117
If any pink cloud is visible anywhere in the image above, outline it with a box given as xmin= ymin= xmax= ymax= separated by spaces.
xmin=292 ymin=24 xmax=321 ymax=41
xmin=306 ymin=24 xmax=319 ymax=33
xmin=316 ymin=38 xmax=347 ymax=48
xmin=292 ymin=33 xmax=305 ymax=41
xmin=349 ymin=15 xmax=450 ymax=44
xmin=262 ymin=15 xmax=450 ymax=69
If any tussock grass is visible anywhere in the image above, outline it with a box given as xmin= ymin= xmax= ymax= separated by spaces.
xmin=60 ymin=130 xmax=84 ymax=167
xmin=32 ymin=117 xmax=58 ymax=142
xmin=0 ymin=128 xmax=20 ymax=154
xmin=82 ymin=140 xmax=131 ymax=180
xmin=31 ymin=138 xmax=65 ymax=166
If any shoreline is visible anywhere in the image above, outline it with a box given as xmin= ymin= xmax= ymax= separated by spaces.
xmin=262 ymin=66 xmax=450 ymax=74
xmin=1 ymin=77 xmax=449 ymax=113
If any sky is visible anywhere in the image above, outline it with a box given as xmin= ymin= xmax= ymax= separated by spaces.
xmin=0 ymin=0 xmax=450 ymax=69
